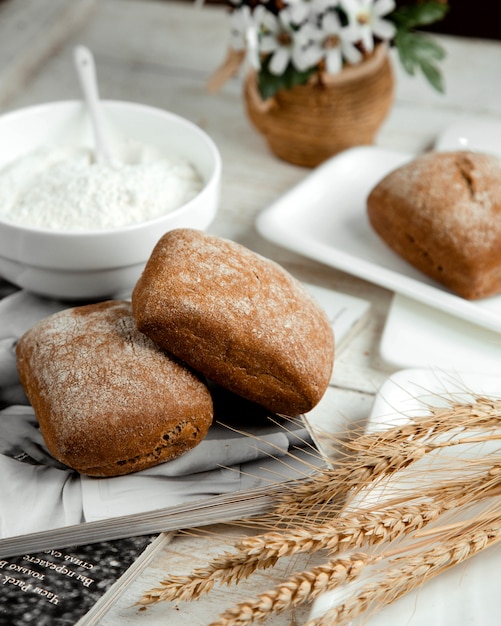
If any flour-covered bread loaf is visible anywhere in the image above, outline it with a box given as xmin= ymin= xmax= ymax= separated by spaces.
xmin=132 ymin=228 xmax=334 ymax=416
xmin=367 ymin=150 xmax=501 ymax=300
xmin=16 ymin=300 xmax=213 ymax=477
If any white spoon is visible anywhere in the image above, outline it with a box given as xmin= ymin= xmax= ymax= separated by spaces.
xmin=73 ymin=45 xmax=113 ymax=164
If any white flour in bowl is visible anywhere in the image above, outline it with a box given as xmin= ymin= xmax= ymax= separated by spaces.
xmin=0 ymin=142 xmax=204 ymax=231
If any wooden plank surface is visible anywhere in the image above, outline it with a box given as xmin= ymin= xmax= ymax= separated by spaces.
xmin=0 ymin=0 xmax=97 ymax=107
xmin=2 ymin=2 xmax=501 ymax=623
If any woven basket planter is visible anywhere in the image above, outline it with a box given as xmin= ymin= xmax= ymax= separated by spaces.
xmin=244 ymin=45 xmax=394 ymax=168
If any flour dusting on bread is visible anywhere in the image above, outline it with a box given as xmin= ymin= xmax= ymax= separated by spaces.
xmin=16 ymin=300 xmax=213 ymax=476
xmin=367 ymin=150 xmax=501 ymax=299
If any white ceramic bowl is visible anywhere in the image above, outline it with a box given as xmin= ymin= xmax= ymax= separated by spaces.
xmin=0 ymin=100 xmax=221 ymax=299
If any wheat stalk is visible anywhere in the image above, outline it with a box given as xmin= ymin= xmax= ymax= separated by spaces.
xmin=141 ymin=460 xmax=501 ymax=605
xmin=140 ymin=396 xmax=501 ymax=623
xmin=207 ymin=501 xmax=501 ymax=626
xmin=208 ymin=553 xmax=371 ymax=626
xmin=305 ymin=515 xmax=501 ymax=626
xmin=274 ymin=397 xmax=501 ymax=521
xmin=138 ymin=498 xmax=442 ymax=606
xmin=208 ymin=506 xmax=501 ymax=626
xmin=140 ymin=502 xmax=439 ymax=605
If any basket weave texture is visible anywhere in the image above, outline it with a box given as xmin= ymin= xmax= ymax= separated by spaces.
xmin=244 ymin=45 xmax=394 ymax=168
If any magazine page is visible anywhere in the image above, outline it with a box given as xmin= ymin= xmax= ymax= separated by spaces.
xmin=0 ymin=533 xmax=164 ymax=626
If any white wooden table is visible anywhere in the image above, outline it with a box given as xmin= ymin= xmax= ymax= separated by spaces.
xmin=2 ymin=1 xmax=501 ymax=623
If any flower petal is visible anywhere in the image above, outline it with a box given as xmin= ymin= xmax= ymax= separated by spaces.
xmin=288 ymin=2 xmax=310 ymax=23
xmin=261 ymin=9 xmax=279 ymax=32
xmin=359 ymin=25 xmax=374 ymax=52
xmin=322 ymin=10 xmax=341 ymax=34
xmin=373 ymin=0 xmax=395 ymax=17
xmin=315 ymin=0 xmax=341 ymax=10
xmin=342 ymin=22 xmax=364 ymax=42
xmin=326 ymin=48 xmax=343 ymax=74
xmin=269 ymin=47 xmax=291 ymax=75
xmin=340 ymin=0 xmax=361 ymax=15
xmin=372 ymin=17 xmax=396 ymax=40
xmin=260 ymin=34 xmax=278 ymax=53
xmin=342 ymin=39 xmax=363 ymax=63
xmin=294 ymin=44 xmax=323 ymax=71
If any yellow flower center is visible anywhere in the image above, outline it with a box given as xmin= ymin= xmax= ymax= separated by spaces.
xmin=324 ymin=35 xmax=340 ymax=49
xmin=357 ymin=10 xmax=370 ymax=25
xmin=277 ymin=31 xmax=292 ymax=46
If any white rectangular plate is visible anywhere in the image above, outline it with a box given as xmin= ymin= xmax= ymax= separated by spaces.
xmin=380 ymin=293 xmax=501 ymax=371
xmin=256 ymin=145 xmax=501 ymax=333
xmin=378 ymin=119 xmax=501 ymax=368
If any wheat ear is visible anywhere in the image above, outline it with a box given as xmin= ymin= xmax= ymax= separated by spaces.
xmin=305 ymin=516 xmax=501 ymax=626
xmin=207 ymin=509 xmax=501 ymax=626
xmin=273 ymin=398 xmax=501 ymax=520
xmin=138 ymin=499 xmax=437 ymax=606
xmin=208 ymin=552 xmax=372 ymax=626
xmin=140 ymin=462 xmax=501 ymax=605
xmin=140 ymin=396 xmax=501 ymax=620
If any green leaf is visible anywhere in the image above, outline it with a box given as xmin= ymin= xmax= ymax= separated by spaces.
xmin=402 ymin=32 xmax=446 ymax=62
xmin=391 ymin=2 xmax=449 ymax=29
xmin=415 ymin=35 xmax=447 ymax=61
xmin=394 ymin=32 xmax=418 ymax=73
xmin=257 ymin=61 xmax=316 ymax=100
xmin=420 ymin=60 xmax=446 ymax=93
xmin=258 ymin=72 xmax=287 ymax=100
xmin=394 ymin=31 xmax=446 ymax=93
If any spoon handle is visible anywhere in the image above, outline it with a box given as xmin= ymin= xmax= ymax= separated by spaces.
xmin=74 ymin=45 xmax=113 ymax=164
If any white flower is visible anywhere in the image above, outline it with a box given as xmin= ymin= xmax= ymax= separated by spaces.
xmin=259 ymin=9 xmax=315 ymax=74
xmin=229 ymin=5 xmax=263 ymax=69
xmin=229 ymin=6 xmax=253 ymax=51
xmin=282 ymin=0 xmax=341 ymax=24
xmin=304 ymin=11 xmax=363 ymax=74
xmin=341 ymin=0 xmax=396 ymax=52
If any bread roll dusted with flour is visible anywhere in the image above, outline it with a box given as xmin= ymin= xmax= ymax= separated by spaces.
xmin=132 ymin=228 xmax=334 ymax=416
xmin=367 ymin=150 xmax=501 ymax=300
xmin=16 ymin=300 xmax=213 ymax=477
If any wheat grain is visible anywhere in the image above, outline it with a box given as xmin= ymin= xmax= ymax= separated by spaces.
xmin=208 ymin=553 xmax=370 ymax=626
xmin=140 ymin=396 xmax=501 ymax=623
xmin=273 ymin=398 xmax=501 ymax=520
xmin=139 ymin=550 xmax=281 ymax=605
xmin=142 ymin=466 xmax=501 ymax=605
xmin=139 ymin=499 xmax=441 ymax=605
xmin=305 ymin=516 xmax=501 ymax=626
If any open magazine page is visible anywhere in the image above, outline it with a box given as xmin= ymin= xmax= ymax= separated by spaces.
xmin=0 ymin=533 xmax=165 ymax=626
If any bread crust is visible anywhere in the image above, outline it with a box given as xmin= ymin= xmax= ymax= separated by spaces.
xmin=16 ymin=300 xmax=213 ymax=477
xmin=367 ymin=150 xmax=501 ymax=300
xmin=132 ymin=229 xmax=334 ymax=415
